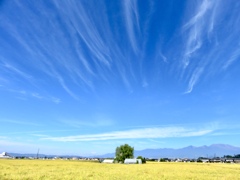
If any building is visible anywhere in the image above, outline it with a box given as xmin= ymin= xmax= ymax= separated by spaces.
xmin=124 ymin=159 xmax=142 ymax=164
xmin=102 ymin=159 xmax=114 ymax=163
xmin=0 ymin=152 xmax=11 ymax=159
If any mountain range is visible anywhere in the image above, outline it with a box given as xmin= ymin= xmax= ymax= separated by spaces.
xmin=5 ymin=144 xmax=240 ymax=159
xmin=98 ymin=144 xmax=240 ymax=159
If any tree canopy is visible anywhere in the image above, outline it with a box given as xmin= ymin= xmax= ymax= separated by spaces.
xmin=136 ymin=156 xmax=146 ymax=163
xmin=115 ymin=144 xmax=134 ymax=163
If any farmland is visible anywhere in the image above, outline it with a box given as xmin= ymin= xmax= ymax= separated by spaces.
xmin=0 ymin=159 xmax=240 ymax=179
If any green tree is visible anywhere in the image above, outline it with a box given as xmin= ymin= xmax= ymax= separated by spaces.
xmin=159 ymin=158 xmax=166 ymax=162
xmin=224 ymin=155 xmax=233 ymax=158
xmin=136 ymin=156 xmax=146 ymax=163
xmin=115 ymin=144 xmax=134 ymax=163
xmin=234 ymin=154 xmax=240 ymax=158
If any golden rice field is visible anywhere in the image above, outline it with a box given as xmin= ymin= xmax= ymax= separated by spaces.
xmin=0 ymin=159 xmax=240 ymax=180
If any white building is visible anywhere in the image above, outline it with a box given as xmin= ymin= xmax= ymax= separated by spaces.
xmin=0 ymin=152 xmax=11 ymax=159
xmin=124 ymin=159 xmax=142 ymax=164
xmin=102 ymin=159 xmax=114 ymax=163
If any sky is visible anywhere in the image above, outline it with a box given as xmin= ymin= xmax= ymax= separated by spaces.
xmin=0 ymin=0 xmax=240 ymax=156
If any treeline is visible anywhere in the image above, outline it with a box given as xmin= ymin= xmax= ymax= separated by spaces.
xmin=223 ymin=154 xmax=240 ymax=158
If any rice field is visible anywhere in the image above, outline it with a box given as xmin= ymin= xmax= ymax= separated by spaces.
xmin=0 ymin=159 xmax=240 ymax=180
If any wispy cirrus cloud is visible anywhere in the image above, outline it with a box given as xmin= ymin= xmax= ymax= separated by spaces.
xmin=122 ymin=0 xmax=140 ymax=54
xmin=179 ymin=0 xmax=220 ymax=93
xmin=53 ymin=0 xmax=111 ymax=67
xmin=30 ymin=92 xmax=61 ymax=104
xmin=60 ymin=118 xmax=114 ymax=128
xmin=0 ymin=1 xmax=97 ymax=97
xmin=223 ymin=47 xmax=240 ymax=70
xmin=0 ymin=119 xmax=41 ymax=126
xmin=0 ymin=0 xmax=139 ymax=97
xmin=42 ymin=126 xmax=213 ymax=142
xmin=183 ymin=0 xmax=213 ymax=31
xmin=182 ymin=0 xmax=213 ymax=69
xmin=0 ymin=59 xmax=35 ymax=88
xmin=185 ymin=67 xmax=204 ymax=94
xmin=0 ymin=87 xmax=61 ymax=104
xmin=178 ymin=0 xmax=240 ymax=94
xmin=3 ymin=63 xmax=32 ymax=80
xmin=1 ymin=0 xmax=239 ymax=98
xmin=0 ymin=129 xmax=81 ymax=136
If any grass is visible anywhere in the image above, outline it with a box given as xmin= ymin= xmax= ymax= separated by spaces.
xmin=0 ymin=159 xmax=240 ymax=179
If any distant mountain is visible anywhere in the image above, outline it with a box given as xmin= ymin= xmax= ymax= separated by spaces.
xmin=4 ymin=144 xmax=240 ymax=159
xmin=97 ymin=144 xmax=240 ymax=159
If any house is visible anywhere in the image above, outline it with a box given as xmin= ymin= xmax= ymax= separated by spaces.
xmin=224 ymin=159 xmax=234 ymax=163
xmin=233 ymin=158 xmax=240 ymax=163
xmin=102 ymin=159 xmax=114 ymax=163
xmin=210 ymin=158 xmax=222 ymax=163
xmin=200 ymin=158 xmax=210 ymax=163
xmin=224 ymin=158 xmax=240 ymax=163
xmin=0 ymin=152 xmax=11 ymax=159
xmin=174 ymin=158 xmax=183 ymax=162
xmin=182 ymin=158 xmax=191 ymax=163
xmin=124 ymin=159 xmax=142 ymax=164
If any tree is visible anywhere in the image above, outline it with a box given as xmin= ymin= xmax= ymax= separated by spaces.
xmin=115 ymin=144 xmax=134 ymax=163
xmin=224 ymin=155 xmax=233 ymax=158
xmin=234 ymin=154 xmax=240 ymax=158
xmin=159 ymin=158 xmax=166 ymax=162
xmin=136 ymin=156 xmax=146 ymax=164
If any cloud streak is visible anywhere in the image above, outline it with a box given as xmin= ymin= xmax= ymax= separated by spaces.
xmin=185 ymin=67 xmax=204 ymax=94
xmin=42 ymin=126 xmax=213 ymax=142
xmin=0 ymin=86 xmax=61 ymax=104
xmin=60 ymin=118 xmax=114 ymax=128
xmin=123 ymin=0 xmax=140 ymax=54
xmin=0 ymin=0 xmax=240 ymax=98
xmin=223 ymin=47 xmax=240 ymax=70
xmin=0 ymin=119 xmax=41 ymax=126
xmin=180 ymin=0 xmax=220 ymax=93
xmin=182 ymin=0 xmax=213 ymax=68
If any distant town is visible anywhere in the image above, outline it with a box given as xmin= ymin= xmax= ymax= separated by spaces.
xmin=1 ymin=151 xmax=240 ymax=164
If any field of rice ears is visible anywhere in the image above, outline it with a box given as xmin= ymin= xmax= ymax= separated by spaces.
xmin=0 ymin=159 xmax=240 ymax=180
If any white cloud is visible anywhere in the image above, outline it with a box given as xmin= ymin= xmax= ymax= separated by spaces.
xmin=185 ymin=67 xmax=204 ymax=94
xmin=2 ymin=62 xmax=32 ymax=81
xmin=0 ymin=87 xmax=61 ymax=104
xmin=123 ymin=0 xmax=140 ymax=54
xmin=183 ymin=0 xmax=213 ymax=30
xmin=42 ymin=126 xmax=213 ymax=142
xmin=223 ymin=47 xmax=240 ymax=70
xmin=0 ymin=119 xmax=41 ymax=126
xmin=180 ymin=0 xmax=220 ymax=92
xmin=182 ymin=0 xmax=213 ymax=68
xmin=53 ymin=0 xmax=111 ymax=67
xmin=60 ymin=118 xmax=114 ymax=128
xmin=159 ymin=52 xmax=168 ymax=63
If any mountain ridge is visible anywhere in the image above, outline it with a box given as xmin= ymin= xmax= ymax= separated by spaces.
xmin=97 ymin=144 xmax=240 ymax=159
xmin=3 ymin=144 xmax=240 ymax=159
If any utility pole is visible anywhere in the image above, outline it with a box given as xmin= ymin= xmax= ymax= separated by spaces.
xmin=37 ymin=148 xmax=40 ymax=159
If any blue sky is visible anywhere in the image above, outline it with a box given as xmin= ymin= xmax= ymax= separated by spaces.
xmin=0 ymin=0 xmax=240 ymax=156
